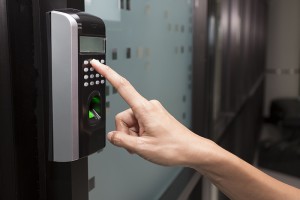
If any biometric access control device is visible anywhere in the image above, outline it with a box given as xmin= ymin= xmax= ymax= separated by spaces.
xmin=47 ymin=9 xmax=106 ymax=162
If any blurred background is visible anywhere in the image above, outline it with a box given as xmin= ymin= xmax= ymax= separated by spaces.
xmin=0 ymin=0 xmax=299 ymax=199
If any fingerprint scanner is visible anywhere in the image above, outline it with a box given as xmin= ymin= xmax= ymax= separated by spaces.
xmin=89 ymin=95 xmax=101 ymax=121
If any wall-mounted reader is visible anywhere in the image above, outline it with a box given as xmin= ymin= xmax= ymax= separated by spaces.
xmin=47 ymin=9 xmax=106 ymax=162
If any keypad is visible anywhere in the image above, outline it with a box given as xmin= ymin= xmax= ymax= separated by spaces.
xmin=82 ymin=59 xmax=105 ymax=87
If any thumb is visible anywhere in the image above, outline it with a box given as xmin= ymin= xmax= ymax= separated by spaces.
xmin=107 ymin=131 xmax=138 ymax=152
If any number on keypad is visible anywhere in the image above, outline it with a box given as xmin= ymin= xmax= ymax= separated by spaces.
xmin=82 ymin=60 xmax=105 ymax=87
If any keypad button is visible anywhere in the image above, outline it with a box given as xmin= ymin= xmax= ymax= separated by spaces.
xmin=90 ymin=67 xmax=94 ymax=72
xmin=101 ymin=59 xmax=105 ymax=64
xmin=84 ymin=60 xmax=89 ymax=65
xmin=84 ymin=75 xmax=89 ymax=80
xmin=84 ymin=68 xmax=89 ymax=72
xmin=96 ymin=74 xmax=100 ymax=78
xmin=90 ymin=81 xmax=94 ymax=86
xmin=84 ymin=82 xmax=89 ymax=87
xmin=101 ymin=80 xmax=105 ymax=84
xmin=96 ymin=80 xmax=100 ymax=85
xmin=90 ymin=74 xmax=94 ymax=79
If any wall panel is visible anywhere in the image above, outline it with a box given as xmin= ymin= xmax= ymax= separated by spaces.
xmin=85 ymin=1 xmax=194 ymax=199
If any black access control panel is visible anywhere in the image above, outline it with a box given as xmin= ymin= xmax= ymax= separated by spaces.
xmin=48 ymin=9 xmax=106 ymax=162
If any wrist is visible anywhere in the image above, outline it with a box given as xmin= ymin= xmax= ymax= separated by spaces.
xmin=182 ymin=134 xmax=224 ymax=172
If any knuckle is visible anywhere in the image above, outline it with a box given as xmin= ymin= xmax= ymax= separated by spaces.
xmin=146 ymin=104 xmax=156 ymax=113
xmin=144 ymin=99 xmax=161 ymax=112
xmin=136 ymin=137 xmax=146 ymax=151
xmin=150 ymin=99 xmax=161 ymax=106
xmin=112 ymin=133 xmax=122 ymax=146
xmin=134 ymin=101 xmax=152 ymax=113
xmin=115 ymin=113 xmax=122 ymax=122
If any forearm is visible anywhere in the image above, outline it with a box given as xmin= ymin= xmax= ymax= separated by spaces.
xmin=185 ymin=135 xmax=300 ymax=200
xmin=91 ymin=60 xmax=300 ymax=199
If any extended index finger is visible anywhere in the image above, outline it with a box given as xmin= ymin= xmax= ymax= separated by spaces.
xmin=90 ymin=59 xmax=148 ymax=108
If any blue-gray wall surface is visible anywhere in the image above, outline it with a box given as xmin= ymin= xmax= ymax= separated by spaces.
xmin=85 ymin=0 xmax=193 ymax=199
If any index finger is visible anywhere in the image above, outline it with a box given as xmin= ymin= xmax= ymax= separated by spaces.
xmin=90 ymin=59 xmax=148 ymax=108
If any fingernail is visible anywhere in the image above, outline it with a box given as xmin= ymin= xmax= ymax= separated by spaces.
xmin=91 ymin=59 xmax=99 ymax=64
xmin=107 ymin=132 xmax=113 ymax=141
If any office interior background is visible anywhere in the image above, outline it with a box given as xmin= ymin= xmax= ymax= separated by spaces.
xmin=0 ymin=0 xmax=299 ymax=199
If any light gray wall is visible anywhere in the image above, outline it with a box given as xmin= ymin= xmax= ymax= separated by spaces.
xmin=264 ymin=0 xmax=300 ymax=116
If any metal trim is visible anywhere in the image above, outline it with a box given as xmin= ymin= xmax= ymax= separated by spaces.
xmin=51 ymin=11 xmax=79 ymax=161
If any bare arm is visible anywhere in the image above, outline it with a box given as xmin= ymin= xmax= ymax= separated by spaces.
xmin=91 ymin=60 xmax=300 ymax=200
xmin=186 ymin=136 xmax=300 ymax=200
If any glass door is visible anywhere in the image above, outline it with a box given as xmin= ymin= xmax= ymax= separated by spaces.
xmin=84 ymin=0 xmax=194 ymax=199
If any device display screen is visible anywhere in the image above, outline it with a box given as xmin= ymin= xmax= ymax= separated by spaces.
xmin=80 ymin=36 xmax=105 ymax=53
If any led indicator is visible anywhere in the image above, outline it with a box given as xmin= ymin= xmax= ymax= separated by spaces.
xmin=88 ymin=95 xmax=101 ymax=120
xmin=89 ymin=111 xmax=95 ymax=119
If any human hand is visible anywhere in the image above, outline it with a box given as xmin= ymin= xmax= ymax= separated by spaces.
xmin=90 ymin=60 xmax=300 ymax=200
xmin=90 ymin=60 xmax=209 ymax=167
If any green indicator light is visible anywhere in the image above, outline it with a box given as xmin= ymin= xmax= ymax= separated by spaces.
xmin=91 ymin=96 xmax=101 ymax=113
xmin=88 ymin=95 xmax=101 ymax=120
xmin=89 ymin=111 xmax=95 ymax=119
xmin=92 ymin=96 xmax=101 ymax=104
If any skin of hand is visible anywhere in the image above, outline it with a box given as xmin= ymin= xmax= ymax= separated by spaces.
xmin=90 ymin=59 xmax=300 ymax=200
xmin=90 ymin=59 xmax=214 ymax=167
